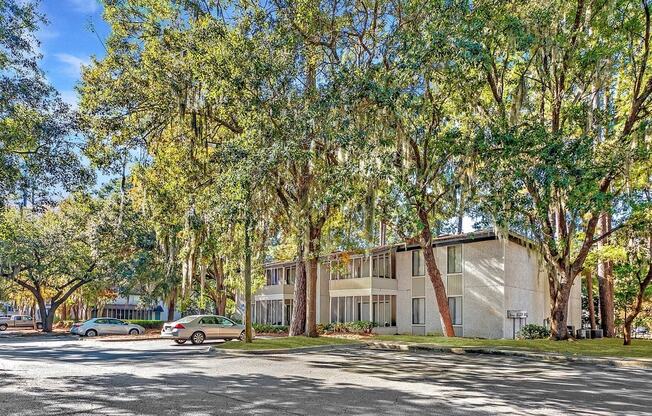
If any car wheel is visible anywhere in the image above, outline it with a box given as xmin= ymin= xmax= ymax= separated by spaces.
xmin=0 ymin=324 xmax=7 ymax=331
xmin=86 ymin=329 xmax=98 ymax=337
xmin=174 ymin=339 xmax=187 ymax=345
xmin=239 ymin=331 xmax=246 ymax=341
xmin=129 ymin=328 xmax=139 ymax=335
xmin=36 ymin=323 xmax=43 ymax=330
xmin=190 ymin=331 xmax=205 ymax=345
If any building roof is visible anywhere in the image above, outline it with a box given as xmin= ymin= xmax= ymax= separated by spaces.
xmin=264 ymin=229 xmax=534 ymax=267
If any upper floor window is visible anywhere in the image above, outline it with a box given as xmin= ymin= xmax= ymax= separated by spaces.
xmin=412 ymin=250 xmax=425 ymax=276
xmin=447 ymin=245 xmax=462 ymax=274
xmin=372 ymin=252 xmax=392 ymax=278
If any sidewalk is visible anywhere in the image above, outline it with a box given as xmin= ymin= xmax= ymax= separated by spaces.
xmin=363 ymin=340 xmax=652 ymax=368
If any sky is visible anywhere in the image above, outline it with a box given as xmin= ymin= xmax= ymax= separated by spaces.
xmin=37 ymin=0 xmax=108 ymax=109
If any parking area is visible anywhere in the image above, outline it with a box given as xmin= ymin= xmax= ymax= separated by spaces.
xmin=0 ymin=336 xmax=650 ymax=415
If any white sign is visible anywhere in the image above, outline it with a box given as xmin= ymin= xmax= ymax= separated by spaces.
xmin=507 ymin=310 xmax=528 ymax=318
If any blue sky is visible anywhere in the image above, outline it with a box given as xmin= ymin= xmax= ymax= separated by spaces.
xmin=37 ymin=0 xmax=108 ymax=109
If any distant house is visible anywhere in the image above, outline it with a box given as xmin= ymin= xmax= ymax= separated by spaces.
xmin=253 ymin=230 xmax=582 ymax=339
xmin=93 ymin=295 xmax=177 ymax=321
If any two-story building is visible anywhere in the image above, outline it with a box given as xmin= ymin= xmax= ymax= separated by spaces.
xmin=253 ymin=230 xmax=582 ymax=339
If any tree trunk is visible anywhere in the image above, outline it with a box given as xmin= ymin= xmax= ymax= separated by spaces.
xmin=167 ymin=288 xmax=177 ymax=322
xmin=623 ymin=256 xmax=652 ymax=346
xmin=31 ymin=300 xmax=37 ymax=330
xmin=585 ymin=269 xmax=596 ymax=330
xmin=418 ymin=209 xmax=455 ymax=337
xmin=623 ymin=320 xmax=633 ymax=346
xmin=548 ymin=272 xmax=574 ymax=340
xmin=305 ymin=224 xmax=321 ymax=338
xmin=244 ymin=213 xmax=253 ymax=343
xmin=598 ymin=214 xmax=615 ymax=337
xmin=289 ymin=243 xmax=306 ymax=336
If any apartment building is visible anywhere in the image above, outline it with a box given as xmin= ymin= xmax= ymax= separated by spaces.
xmin=253 ymin=230 xmax=582 ymax=339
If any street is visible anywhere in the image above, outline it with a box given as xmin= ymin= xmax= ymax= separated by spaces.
xmin=0 ymin=336 xmax=649 ymax=415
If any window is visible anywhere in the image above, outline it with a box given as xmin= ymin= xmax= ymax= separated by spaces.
xmin=372 ymin=252 xmax=392 ymax=278
xmin=448 ymin=297 xmax=462 ymax=326
xmin=412 ymin=250 xmax=425 ymax=276
xmin=447 ymin=245 xmax=462 ymax=274
xmin=217 ymin=317 xmax=234 ymax=326
xmin=200 ymin=317 xmax=218 ymax=325
xmin=412 ymin=298 xmax=425 ymax=325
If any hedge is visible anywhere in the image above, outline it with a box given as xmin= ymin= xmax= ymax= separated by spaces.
xmin=252 ymin=323 xmax=288 ymax=334
xmin=318 ymin=321 xmax=374 ymax=334
xmin=127 ymin=320 xmax=164 ymax=329
xmin=517 ymin=324 xmax=550 ymax=339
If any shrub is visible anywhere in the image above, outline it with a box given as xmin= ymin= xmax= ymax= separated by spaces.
xmin=252 ymin=323 xmax=288 ymax=334
xmin=318 ymin=321 xmax=374 ymax=334
xmin=127 ymin=320 xmax=164 ymax=329
xmin=517 ymin=324 xmax=550 ymax=339
xmin=54 ymin=320 xmax=80 ymax=329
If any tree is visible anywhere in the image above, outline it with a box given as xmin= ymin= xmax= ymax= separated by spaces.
xmin=0 ymin=0 xmax=92 ymax=208
xmin=0 ymin=192 xmax=141 ymax=331
xmin=466 ymin=0 xmax=652 ymax=339
xmin=342 ymin=1 xmax=476 ymax=336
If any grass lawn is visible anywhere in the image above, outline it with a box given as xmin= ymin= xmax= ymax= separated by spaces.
xmin=214 ymin=335 xmax=360 ymax=350
xmin=372 ymin=335 xmax=652 ymax=359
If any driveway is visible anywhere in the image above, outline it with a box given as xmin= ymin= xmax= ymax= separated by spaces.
xmin=0 ymin=337 xmax=648 ymax=415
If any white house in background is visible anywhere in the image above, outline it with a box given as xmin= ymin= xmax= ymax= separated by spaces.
xmin=253 ymin=230 xmax=582 ymax=339
xmin=95 ymin=295 xmax=180 ymax=321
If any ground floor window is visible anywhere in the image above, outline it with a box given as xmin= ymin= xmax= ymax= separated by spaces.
xmin=330 ymin=295 xmax=396 ymax=327
xmin=448 ymin=296 xmax=462 ymax=326
xmin=253 ymin=299 xmax=292 ymax=325
xmin=412 ymin=297 xmax=425 ymax=325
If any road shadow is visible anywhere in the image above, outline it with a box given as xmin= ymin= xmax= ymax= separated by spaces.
xmin=303 ymin=349 xmax=651 ymax=415
xmin=0 ymin=369 xmax=484 ymax=415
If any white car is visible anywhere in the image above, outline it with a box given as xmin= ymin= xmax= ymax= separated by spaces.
xmin=71 ymin=318 xmax=145 ymax=337
xmin=161 ymin=315 xmax=250 ymax=345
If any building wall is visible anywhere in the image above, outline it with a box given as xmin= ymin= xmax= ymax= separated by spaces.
xmin=503 ymin=240 xmax=546 ymax=338
xmin=256 ymin=232 xmax=584 ymax=339
xmin=462 ymin=239 xmax=506 ymax=338
xmin=318 ymin=263 xmax=330 ymax=324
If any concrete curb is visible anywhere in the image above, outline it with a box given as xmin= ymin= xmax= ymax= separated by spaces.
xmin=95 ymin=336 xmax=162 ymax=343
xmin=363 ymin=341 xmax=652 ymax=369
xmin=207 ymin=343 xmax=363 ymax=356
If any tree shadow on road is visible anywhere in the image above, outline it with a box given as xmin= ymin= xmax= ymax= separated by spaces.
xmin=303 ymin=349 xmax=651 ymax=416
xmin=0 ymin=368 xmax=487 ymax=416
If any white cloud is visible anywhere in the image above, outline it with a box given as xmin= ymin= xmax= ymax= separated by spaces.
xmin=59 ymin=90 xmax=79 ymax=110
xmin=54 ymin=53 xmax=90 ymax=78
xmin=67 ymin=0 xmax=99 ymax=14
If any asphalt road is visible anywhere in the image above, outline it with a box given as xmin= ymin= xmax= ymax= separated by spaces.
xmin=0 ymin=336 xmax=649 ymax=415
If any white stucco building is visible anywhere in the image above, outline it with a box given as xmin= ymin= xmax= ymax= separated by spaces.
xmin=253 ymin=230 xmax=582 ymax=339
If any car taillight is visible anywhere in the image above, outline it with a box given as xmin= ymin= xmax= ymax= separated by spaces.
xmin=72 ymin=323 xmax=81 ymax=327
xmin=173 ymin=324 xmax=185 ymax=329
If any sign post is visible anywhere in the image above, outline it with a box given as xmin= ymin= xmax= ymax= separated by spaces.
xmin=507 ymin=310 xmax=528 ymax=339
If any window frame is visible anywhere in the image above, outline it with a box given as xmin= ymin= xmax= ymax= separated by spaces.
xmin=411 ymin=297 xmax=425 ymax=325
xmin=447 ymin=245 xmax=463 ymax=274
xmin=412 ymin=250 xmax=425 ymax=277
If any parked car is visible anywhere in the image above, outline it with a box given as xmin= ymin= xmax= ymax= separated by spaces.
xmin=633 ymin=327 xmax=649 ymax=335
xmin=70 ymin=318 xmax=145 ymax=337
xmin=0 ymin=315 xmax=42 ymax=331
xmin=161 ymin=315 xmax=250 ymax=345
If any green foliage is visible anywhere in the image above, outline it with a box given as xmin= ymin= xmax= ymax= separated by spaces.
xmin=517 ymin=324 xmax=551 ymax=340
xmin=252 ymin=323 xmax=288 ymax=334
xmin=317 ymin=321 xmax=374 ymax=334
xmin=126 ymin=320 xmax=163 ymax=329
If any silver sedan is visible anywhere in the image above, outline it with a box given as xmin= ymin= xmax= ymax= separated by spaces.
xmin=71 ymin=318 xmax=145 ymax=337
xmin=160 ymin=315 xmax=250 ymax=345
